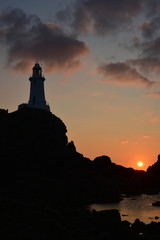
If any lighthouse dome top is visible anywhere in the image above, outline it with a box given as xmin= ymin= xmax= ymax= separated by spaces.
xmin=33 ymin=63 xmax=41 ymax=69
xmin=32 ymin=63 xmax=43 ymax=77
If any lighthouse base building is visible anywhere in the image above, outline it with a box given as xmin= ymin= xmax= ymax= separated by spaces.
xmin=18 ymin=63 xmax=50 ymax=112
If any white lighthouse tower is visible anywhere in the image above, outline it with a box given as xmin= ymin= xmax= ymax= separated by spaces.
xmin=18 ymin=63 xmax=50 ymax=111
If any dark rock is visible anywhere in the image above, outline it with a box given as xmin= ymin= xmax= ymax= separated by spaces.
xmin=67 ymin=141 xmax=76 ymax=152
xmin=146 ymin=155 xmax=160 ymax=193
xmin=121 ymin=220 xmax=131 ymax=228
xmin=152 ymin=201 xmax=160 ymax=207
xmin=93 ymin=155 xmax=112 ymax=167
xmin=145 ymin=221 xmax=160 ymax=235
xmin=131 ymin=218 xmax=146 ymax=233
xmin=0 ymin=107 xmax=121 ymax=205
xmin=1 ymin=107 xmax=160 ymax=204
xmin=0 ymin=108 xmax=8 ymax=116
xmin=91 ymin=209 xmax=121 ymax=231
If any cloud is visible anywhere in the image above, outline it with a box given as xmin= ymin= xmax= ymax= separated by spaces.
xmin=97 ymin=61 xmax=154 ymax=87
xmin=124 ymin=1 xmax=160 ymax=75
xmin=149 ymin=117 xmax=160 ymax=123
xmin=56 ymin=0 xmax=160 ymax=84
xmin=131 ymin=12 xmax=160 ymax=69
xmin=128 ymin=31 xmax=160 ymax=84
xmin=0 ymin=8 xmax=88 ymax=72
xmin=91 ymin=91 xmax=103 ymax=97
xmin=140 ymin=17 xmax=160 ymax=39
xmin=143 ymin=135 xmax=151 ymax=140
xmin=131 ymin=38 xmax=160 ymax=78
xmin=120 ymin=141 xmax=129 ymax=144
xmin=131 ymin=0 xmax=160 ymax=41
xmin=57 ymin=0 xmax=145 ymax=35
xmin=140 ymin=38 xmax=160 ymax=59
xmin=146 ymin=111 xmax=160 ymax=123
xmin=140 ymin=21 xmax=153 ymax=38
xmin=144 ymin=0 xmax=160 ymax=17
xmin=131 ymin=34 xmax=160 ymax=62
xmin=128 ymin=57 xmax=160 ymax=77
xmin=144 ymin=91 xmax=160 ymax=98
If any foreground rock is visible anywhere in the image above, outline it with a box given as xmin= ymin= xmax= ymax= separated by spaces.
xmin=1 ymin=199 xmax=160 ymax=240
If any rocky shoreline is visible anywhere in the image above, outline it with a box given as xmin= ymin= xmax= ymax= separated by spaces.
xmin=1 ymin=198 xmax=160 ymax=240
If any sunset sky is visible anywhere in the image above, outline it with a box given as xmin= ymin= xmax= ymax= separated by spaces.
xmin=0 ymin=0 xmax=160 ymax=170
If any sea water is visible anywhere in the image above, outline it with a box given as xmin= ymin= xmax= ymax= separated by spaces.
xmin=88 ymin=194 xmax=160 ymax=223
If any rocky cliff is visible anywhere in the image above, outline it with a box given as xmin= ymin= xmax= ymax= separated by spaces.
xmin=0 ymin=107 xmax=160 ymax=205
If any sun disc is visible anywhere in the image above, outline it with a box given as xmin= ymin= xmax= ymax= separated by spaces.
xmin=137 ymin=161 xmax=143 ymax=167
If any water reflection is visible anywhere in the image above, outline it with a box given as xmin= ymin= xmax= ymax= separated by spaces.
xmin=88 ymin=194 xmax=160 ymax=223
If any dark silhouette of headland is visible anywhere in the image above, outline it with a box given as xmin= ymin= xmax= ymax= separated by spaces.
xmin=1 ymin=64 xmax=160 ymax=239
xmin=2 ymin=107 xmax=160 ymax=204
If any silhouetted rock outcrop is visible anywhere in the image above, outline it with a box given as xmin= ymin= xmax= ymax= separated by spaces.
xmin=147 ymin=154 xmax=160 ymax=175
xmin=146 ymin=155 xmax=160 ymax=193
xmin=0 ymin=108 xmax=90 ymax=168
xmin=1 ymin=107 xmax=160 ymax=239
xmin=0 ymin=108 xmax=120 ymax=204
xmin=93 ymin=155 xmax=112 ymax=167
xmin=0 ymin=107 xmax=160 ymax=206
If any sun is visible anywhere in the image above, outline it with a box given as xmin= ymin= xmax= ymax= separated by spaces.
xmin=137 ymin=161 xmax=144 ymax=167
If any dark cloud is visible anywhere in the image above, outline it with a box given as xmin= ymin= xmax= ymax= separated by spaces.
xmin=126 ymin=38 xmax=160 ymax=89
xmin=128 ymin=57 xmax=160 ymax=74
xmin=98 ymin=56 xmax=160 ymax=87
xmin=97 ymin=61 xmax=154 ymax=87
xmin=140 ymin=17 xmax=160 ymax=39
xmin=57 ymin=0 xmax=145 ymax=34
xmin=145 ymin=0 xmax=160 ymax=17
xmin=57 ymin=0 xmax=160 ymax=88
xmin=131 ymin=37 xmax=160 ymax=72
xmin=128 ymin=0 xmax=160 ymax=65
xmin=140 ymin=21 xmax=156 ymax=39
xmin=130 ymin=19 xmax=160 ymax=77
xmin=0 ymin=8 xmax=88 ymax=72
xmin=140 ymin=37 xmax=160 ymax=59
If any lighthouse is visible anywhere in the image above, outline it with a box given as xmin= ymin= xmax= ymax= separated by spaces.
xmin=18 ymin=63 xmax=50 ymax=111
